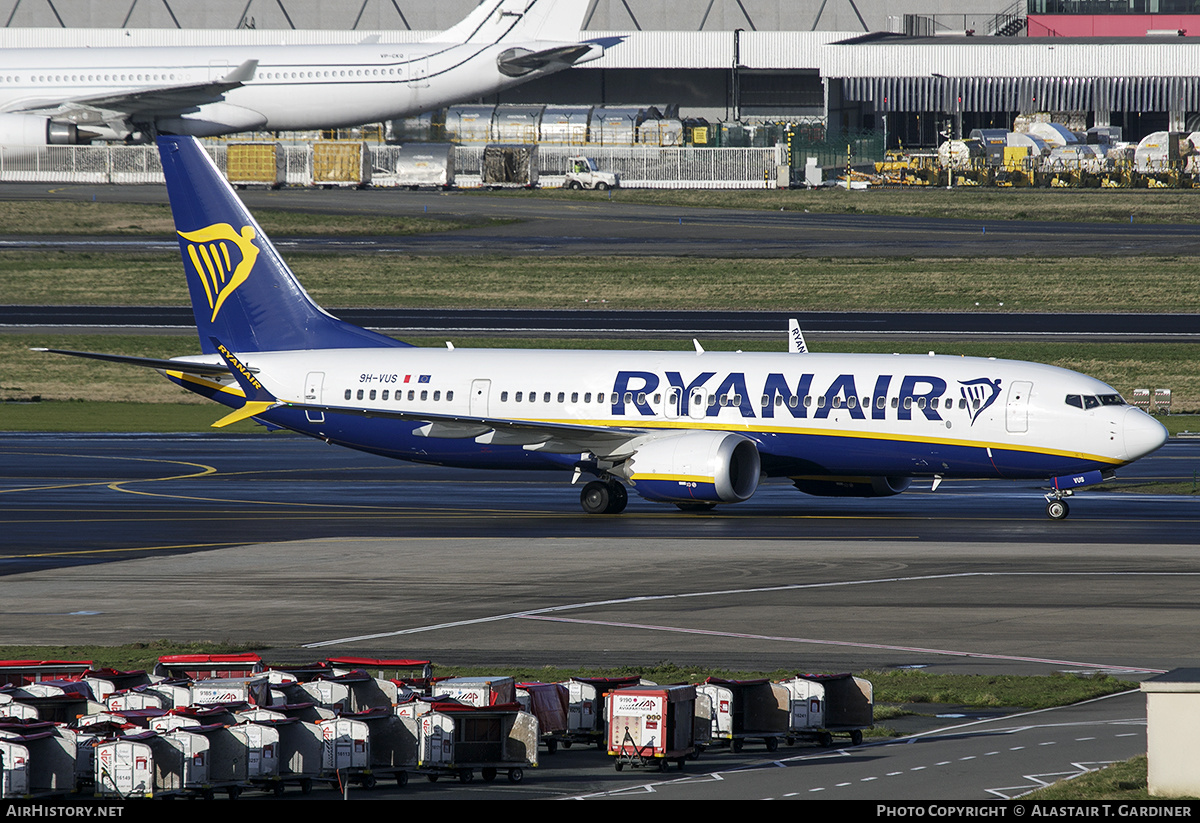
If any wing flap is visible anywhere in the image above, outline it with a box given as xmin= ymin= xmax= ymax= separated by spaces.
xmin=283 ymin=400 xmax=643 ymax=458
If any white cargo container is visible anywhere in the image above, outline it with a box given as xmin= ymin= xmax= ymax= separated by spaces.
xmin=433 ymin=676 xmax=515 ymax=708
xmin=0 ymin=738 xmax=30 ymax=797
xmin=696 ymin=678 xmax=791 ymax=752
xmin=190 ymin=675 xmax=270 ymax=707
xmin=416 ymin=705 xmax=537 ymax=783
xmin=106 ymin=689 xmax=164 ymax=712
xmin=778 ymin=673 xmax=873 ymax=747
xmin=246 ymin=717 xmax=325 ymax=794
xmin=94 ymin=734 xmax=187 ymax=798
xmin=318 ymin=717 xmax=370 ymax=772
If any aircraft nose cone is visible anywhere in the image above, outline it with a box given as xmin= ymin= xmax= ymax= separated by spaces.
xmin=1122 ymin=408 xmax=1168 ymax=461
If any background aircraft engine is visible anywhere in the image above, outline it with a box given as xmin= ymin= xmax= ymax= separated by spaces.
xmin=0 ymin=114 xmax=84 ymax=146
xmin=791 ymin=476 xmax=913 ymax=497
xmin=618 ymin=432 xmax=761 ymax=505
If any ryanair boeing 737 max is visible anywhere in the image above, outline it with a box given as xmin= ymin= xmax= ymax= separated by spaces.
xmin=40 ymin=136 xmax=1169 ymax=519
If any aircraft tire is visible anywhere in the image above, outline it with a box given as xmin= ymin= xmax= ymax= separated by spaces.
xmin=605 ymin=480 xmax=628 ymax=513
xmin=581 ymin=480 xmax=611 ymax=514
xmin=1046 ymin=500 xmax=1070 ymax=520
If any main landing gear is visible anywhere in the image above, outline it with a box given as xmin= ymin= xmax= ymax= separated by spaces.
xmin=580 ymin=479 xmax=628 ymax=514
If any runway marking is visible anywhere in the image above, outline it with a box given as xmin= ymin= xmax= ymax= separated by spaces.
xmin=521 ymin=614 xmax=1167 ymax=673
xmin=302 ymin=571 xmax=1182 ymax=671
xmin=2 ymin=541 xmax=247 ymax=560
xmin=0 ymin=451 xmax=216 ymax=494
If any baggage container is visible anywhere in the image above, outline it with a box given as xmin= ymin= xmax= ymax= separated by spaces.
xmin=565 ymin=676 xmax=644 ymax=748
xmin=386 ymin=145 xmax=454 ymax=189
xmin=225 ymin=142 xmax=284 ymax=188
xmin=433 ymin=676 xmax=515 ymax=708
xmin=778 ymin=673 xmax=873 ymax=747
xmin=0 ymin=723 xmax=76 ymax=798
xmin=696 ymin=677 xmax=791 ymax=752
xmin=105 ymin=688 xmax=164 ymax=712
xmin=416 ymin=703 xmax=537 ymax=784
xmin=190 ymin=722 xmax=281 ymax=798
xmin=154 ymin=654 xmax=263 ymax=681
xmin=0 ymin=660 xmax=91 ymax=688
xmin=190 ymin=675 xmax=271 ymax=707
xmin=312 ymin=141 xmax=371 ymax=187
xmin=516 ymin=682 xmax=568 ymax=753
xmin=318 ymin=717 xmax=370 ymax=773
xmin=82 ymin=668 xmax=153 ymax=701
xmin=607 ymin=685 xmax=697 ymax=772
xmin=94 ymin=733 xmax=190 ymax=798
xmin=354 ymin=709 xmax=418 ymax=789
xmin=243 ymin=716 xmax=325 ymax=795
xmin=481 ymin=144 xmax=537 ymax=187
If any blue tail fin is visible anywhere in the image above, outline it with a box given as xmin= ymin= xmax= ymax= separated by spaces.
xmin=157 ymin=135 xmax=409 ymax=354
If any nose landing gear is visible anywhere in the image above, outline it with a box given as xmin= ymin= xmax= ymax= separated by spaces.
xmin=1044 ymin=495 xmax=1071 ymax=520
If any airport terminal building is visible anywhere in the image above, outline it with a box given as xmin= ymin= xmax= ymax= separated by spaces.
xmin=1 ymin=0 xmax=1198 ymax=147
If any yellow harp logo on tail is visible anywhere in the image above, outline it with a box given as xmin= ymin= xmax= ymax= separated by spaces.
xmin=179 ymin=223 xmax=260 ymax=322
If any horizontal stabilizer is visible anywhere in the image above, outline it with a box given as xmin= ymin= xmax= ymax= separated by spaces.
xmin=497 ymin=43 xmax=602 ymax=76
xmin=32 ymin=348 xmax=232 ymax=376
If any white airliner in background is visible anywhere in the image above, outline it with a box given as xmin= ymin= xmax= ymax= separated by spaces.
xmin=0 ymin=0 xmax=600 ymax=146
xmin=40 ymin=135 xmax=1169 ymax=520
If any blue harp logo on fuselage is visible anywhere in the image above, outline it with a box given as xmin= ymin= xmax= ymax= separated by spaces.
xmin=179 ymin=223 xmax=260 ymax=322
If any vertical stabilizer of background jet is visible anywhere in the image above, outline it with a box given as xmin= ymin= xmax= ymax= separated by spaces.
xmin=157 ymin=135 xmax=409 ymax=354
xmin=425 ymin=0 xmax=592 ymax=46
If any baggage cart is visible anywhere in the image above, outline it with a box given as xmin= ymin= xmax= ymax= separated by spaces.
xmin=516 ymin=682 xmax=569 ymax=753
xmin=415 ymin=702 xmax=537 ymax=784
xmin=432 ymin=675 xmax=515 ymax=708
xmin=607 ymin=685 xmax=697 ymax=772
xmin=94 ymin=733 xmax=195 ymax=799
xmin=312 ymin=141 xmax=371 ymax=188
xmin=0 ymin=724 xmax=76 ymax=798
xmin=353 ymin=709 xmax=418 ymax=789
xmin=778 ymin=673 xmax=873 ymax=747
xmin=564 ymin=676 xmax=644 ymax=749
xmin=226 ymin=142 xmax=285 ymax=189
xmin=241 ymin=715 xmax=326 ymax=795
xmin=696 ymin=677 xmax=791 ymax=752
xmin=153 ymin=653 xmax=263 ymax=681
xmin=317 ymin=716 xmax=374 ymax=790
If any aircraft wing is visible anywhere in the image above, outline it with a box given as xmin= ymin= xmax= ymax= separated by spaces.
xmin=281 ymin=400 xmax=648 ymax=459
xmin=9 ymin=60 xmax=258 ymax=127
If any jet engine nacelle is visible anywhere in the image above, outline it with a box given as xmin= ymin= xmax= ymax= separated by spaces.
xmin=0 ymin=114 xmax=84 ymax=146
xmin=617 ymin=431 xmax=761 ymax=505
xmin=791 ymin=476 xmax=913 ymax=498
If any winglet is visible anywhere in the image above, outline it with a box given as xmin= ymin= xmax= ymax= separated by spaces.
xmin=209 ymin=337 xmax=278 ymax=427
xmin=222 ymin=59 xmax=258 ymax=84
xmin=787 ymin=319 xmax=809 ymax=354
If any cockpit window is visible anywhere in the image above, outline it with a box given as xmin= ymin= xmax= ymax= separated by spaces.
xmin=1067 ymin=393 xmax=1127 ymax=410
